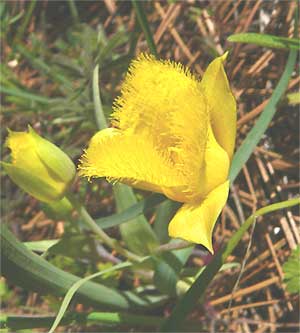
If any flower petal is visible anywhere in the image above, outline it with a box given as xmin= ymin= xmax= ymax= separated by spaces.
xmin=198 ymin=126 xmax=230 ymax=198
xmin=168 ymin=180 xmax=230 ymax=253
xmin=79 ymin=128 xmax=190 ymax=202
xmin=200 ymin=53 xmax=236 ymax=159
xmin=112 ymin=54 xmax=209 ymax=199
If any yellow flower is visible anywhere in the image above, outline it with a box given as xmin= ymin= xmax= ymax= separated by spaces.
xmin=79 ymin=53 xmax=236 ymax=253
xmin=2 ymin=126 xmax=76 ymax=202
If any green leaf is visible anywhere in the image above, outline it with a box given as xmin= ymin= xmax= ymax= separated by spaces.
xmin=227 ymin=33 xmax=299 ymax=50
xmin=113 ymin=183 xmax=159 ymax=255
xmin=14 ymin=0 xmax=37 ymax=42
xmin=0 ymin=224 xmax=162 ymax=311
xmin=0 ymin=85 xmax=51 ymax=104
xmin=0 ymin=312 xmax=165 ymax=330
xmin=154 ymin=243 xmax=192 ymax=296
xmin=154 ymin=200 xmax=180 ymax=244
xmin=23 ymin=240 xmax=59 ymax=253
xmin=48 ymin=235 xmax=97 ymax=260
xmin=67 ymin=0 xmax=79 ymax=25
xmin=176 ymin=262 xmax=241 ymax=296
xmin=131 ymin=0 xmax=158 ymax=57
xmin=229 ymin=48 xmax=297 ymax=182
xmin=283 ymin=245 xmax=300 ymax=293
xmin=48 ymin=260 xmax=137 ymax=333
xmin=95 ymin=193 xmax=165 ymax=229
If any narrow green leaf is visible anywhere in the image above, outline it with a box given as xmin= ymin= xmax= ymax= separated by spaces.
xmin=114 ymin=183 xmax=159 ymax=255
xmin=95 ymin=193 xmax=166 ymax=229
xmin=14 ymin=0 xmax=37 ymax=42
xmin=228 ymin=33 xmax=299 ymax=50
xmin=16 ymin=44 xmax=72 ymax=89
xmin=154 ymin=243 xmax=192 ymax=296
xmin=0 ymin=225 xmax=161 ymax=311
xmin=160 ymin=197 xmax=300 ymax=331
xmin=1 ymin=85 xmax=51 ymax=104
xmin=23 ymin=239 xmax=59 ymax=252
xmin=97 ymin=30 xmax=129 ymax=66
xmin=283 ymin=245 xmax=300 ymax=293
xmin=154 ymin=200 xmax=180 ymax=244
xmin=67 ymin=0 xmax=79 ymax=25
xmin=229 ymin=48 xmax=297 ymax=182
xmin=1 ymin=312 xmax=165 ymax=330
xmin=131 ymin=0 xmax=158 ymax=57
xmin=48 ymin=260 xmax=137 ymax=333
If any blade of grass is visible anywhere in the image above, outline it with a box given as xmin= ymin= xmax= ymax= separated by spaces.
xmin=67 ymin=0 xmax=79 ymax=25
xmin=161 ymin=197 xmax=300 ymax=331
xmin=228 ymin=33 xmax=299 ymax=50
xmin=114 ymin=183 xmax=159 ymax=255
xmin=47 ymin=260 xmax=144 ymax=333
xmin=229 ymin=48 xmax=297 ymax=182
xmin=14 ymin=0 xmax=37 ymax=42
xmin=153 ymin=200 xmax=180 ymax=244
xmin=16 ymin=44 xmax=72 ymax=90
xmin=95 ymin=193 xmax=166 ymax=229
xmin=1 ymin=86 xmax=51 ymax=104
xmin=131 ymin=0 xmax=158 ymax=57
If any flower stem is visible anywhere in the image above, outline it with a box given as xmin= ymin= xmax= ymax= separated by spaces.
xmin=66 ymin=193 xmax=142 ymax=263
xmin=153 ymin=240 xmax=192 ymax=255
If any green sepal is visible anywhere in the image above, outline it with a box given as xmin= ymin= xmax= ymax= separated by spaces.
xmin=28 ymin=126 xmax=76 ymax=185
xmin=1 ymin=161 xmax=64 ymax=202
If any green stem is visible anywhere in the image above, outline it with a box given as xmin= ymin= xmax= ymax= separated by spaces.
xmin=92 ymin=64 xmax=107 ymax=130
xmin=153 ymin=240 xmax=192 ymax=254
xmin=161 ymin=197 xmax=300 ymax=331
xmin=66 ymin=193 xmax=142 ymax=263
xmin=131 ymin=0 xmax=158 ymax=57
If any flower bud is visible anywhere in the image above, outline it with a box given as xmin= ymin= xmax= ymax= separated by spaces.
xmin=2 ymin=126 xmax=76 ymax=202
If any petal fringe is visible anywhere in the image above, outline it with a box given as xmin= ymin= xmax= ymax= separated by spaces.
xmin=112 ymin=54 xmax=209 ymax=197
xmin=79 ymin=128 xmax=192 ymax=202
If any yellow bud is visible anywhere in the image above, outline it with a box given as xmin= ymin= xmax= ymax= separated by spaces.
xmin=2 ymin=126 xmax=76 ymax=202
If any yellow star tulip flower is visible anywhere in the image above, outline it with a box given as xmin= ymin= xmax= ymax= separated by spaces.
xmin=79 ymin=53 xmax=236 ymax=253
